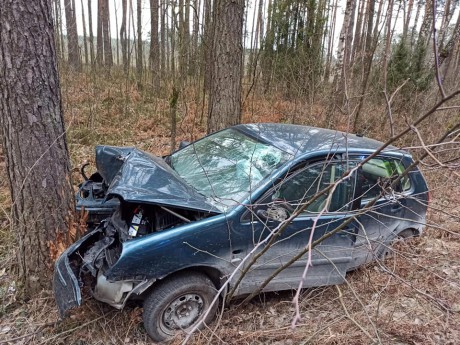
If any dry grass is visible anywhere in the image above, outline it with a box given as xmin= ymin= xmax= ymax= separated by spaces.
xmin=0 ymin=71 xmax=459 ymax=344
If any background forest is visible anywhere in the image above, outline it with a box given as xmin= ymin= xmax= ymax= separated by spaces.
xmin=0 ymin=0 xmax=460 ymax=344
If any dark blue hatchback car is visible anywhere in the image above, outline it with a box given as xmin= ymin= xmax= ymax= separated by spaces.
xmin=54 ymin=123 xmax=428 ymax=341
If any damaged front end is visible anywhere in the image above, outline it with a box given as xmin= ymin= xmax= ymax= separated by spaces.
xmin=54 ymin=202 xmax=213 ymax=317
xmin=54 ymin=209 xmax=156 ymax=316
xmin=55 ymin=145 xmax=220 ymax=317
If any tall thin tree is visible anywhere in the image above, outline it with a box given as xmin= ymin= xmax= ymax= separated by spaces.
xmin=64 ymin=0 xmax=82 ymax=71
xmin=137 ymin=0 xmax=143 ymax=84
xmin=150 ymin=0 xmax=160 ymax=91
xmin=88 ymin=0 xmax=95 ymax=65
xmin=102 ymin=0 xmax=113 ymax=68
xmin=81 ymin=0 xmax=89 ymax=65
xmin=121 ymin=0 xmax=128 ymax=72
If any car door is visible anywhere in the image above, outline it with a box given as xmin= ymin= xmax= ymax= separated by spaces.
xmin=350 ymin=156 xmax=411 ymax=268
xmin=234 ymin=159 xmax=358 ymax=295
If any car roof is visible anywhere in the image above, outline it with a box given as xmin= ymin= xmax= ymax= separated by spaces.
xmin=235 ymin=123 xmax=404 ymax=157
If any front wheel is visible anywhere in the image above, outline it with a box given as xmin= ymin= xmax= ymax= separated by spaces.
xmin=142 ymin=272 xmax=218 ymax=342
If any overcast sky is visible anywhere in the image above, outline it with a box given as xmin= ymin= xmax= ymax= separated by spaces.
xmin=66 ymin=0 xmax=436 ymax=54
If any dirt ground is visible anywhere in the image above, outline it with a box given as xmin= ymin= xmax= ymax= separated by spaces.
xmin=0 ymin=74 xmax=459 ymax=344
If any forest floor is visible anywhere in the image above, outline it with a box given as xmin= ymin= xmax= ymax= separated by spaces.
xmin=0 ymin=72 xmax=459 ymax=344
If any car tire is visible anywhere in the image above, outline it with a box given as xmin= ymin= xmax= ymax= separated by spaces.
xmin=142 ymin=272 xmax=218 ymax=342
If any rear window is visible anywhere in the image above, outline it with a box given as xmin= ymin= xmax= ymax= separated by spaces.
xmin=359 ymin=158 xmax=411 ymax=199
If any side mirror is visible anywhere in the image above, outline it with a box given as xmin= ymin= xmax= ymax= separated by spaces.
xmin=256 ymin=205 xmax=289 ymax=222
xmin=179 ymin=141 xmax=190 ymax=150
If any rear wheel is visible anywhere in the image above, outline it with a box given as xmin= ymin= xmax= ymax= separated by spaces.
xmin=142 ymin=272 xmax=218 ymax=342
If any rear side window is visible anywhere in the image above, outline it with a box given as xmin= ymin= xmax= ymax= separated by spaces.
xmin=359 ymin=158 xmax=411 ymax=199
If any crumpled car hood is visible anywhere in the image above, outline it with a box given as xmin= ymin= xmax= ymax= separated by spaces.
xmin=95 ymin=145 xmax=221 ymax=213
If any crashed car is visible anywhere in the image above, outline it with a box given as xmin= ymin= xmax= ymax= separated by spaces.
xmin=54 ymin=123 xmax=428 ymax=341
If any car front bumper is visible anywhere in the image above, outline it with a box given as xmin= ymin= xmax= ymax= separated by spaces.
xmin=53 ymin=228 xmax=102 ymax=317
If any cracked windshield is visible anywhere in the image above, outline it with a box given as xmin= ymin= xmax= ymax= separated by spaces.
xmin=171 ymin=128 xmax=292 ymax=210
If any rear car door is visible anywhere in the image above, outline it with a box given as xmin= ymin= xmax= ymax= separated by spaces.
xmin=350 ymin=155 xmax=413 ymax=268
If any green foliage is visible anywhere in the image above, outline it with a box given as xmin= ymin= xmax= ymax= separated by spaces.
xmin=388 ymin=38 xmax=433 ymax=93
xmin=261 ymin=0 xmax=327 ymax=98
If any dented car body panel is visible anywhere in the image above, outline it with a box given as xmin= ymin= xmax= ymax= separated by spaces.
xmin=54 ymin=228 xmax=103 ymax=316
xmin=54 ymin=124 xmax=428 ymax=317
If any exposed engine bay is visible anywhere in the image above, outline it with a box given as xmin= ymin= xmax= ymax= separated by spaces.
xmin=66 ymin=201 xmax=211 ymax=310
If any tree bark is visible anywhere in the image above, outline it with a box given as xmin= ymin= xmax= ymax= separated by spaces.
xmin=150 ymin=0 xmax=160 ymax=91
xmin=184 ymin=0 xmax=191 ymax=75
xmin=102 ymin=0 xmax=113 ymax=68
xmin=121 ymin=0 xmax=128 ymax=73
xmin=64 ymin=0 xmax=81 ymax=71
xmin=202 ymin=0 xmax=213 ymax=92
xmin=81 ymin=0 xmax=89 ymax=65
xmin=207 ymin=0 xmax=244 ymax=133
xmin=0 ymin=0 xmax=75 ymax=295
xmin=53 ymin=0 xmax=63 ymax=61
xmin=114 ymin=0 xmax=120 ymax=65
xmin=353 ymin=0 xmax=383 ymax=133
xmin=136 ymin=0 xmax=143 ymax=84
xmin=160 ymin=0 xmax=166 ymax=77
xmin=96 ymin=0 xmax=104 ymax=65
xmin=170 ymin=1 xmax=177 ymax=78
xmin=88 ymin=0 xmax=95 ymax=65
xmin=402 ymin=0 xmax=414 ymax=41
xmin=190 ymin=0 xmax=200 ymax=76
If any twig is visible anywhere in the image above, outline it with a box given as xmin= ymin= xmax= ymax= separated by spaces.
xmin=37 ymin=316 xmax=105 ymax=345
xmin=335 ymin=285 xmax=375 ymax=342
xmin=0 ymin=321 xmax=54 ymax=345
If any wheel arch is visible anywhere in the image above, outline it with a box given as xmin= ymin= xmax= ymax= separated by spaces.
xmin=137 ymin=265 xmax=226 ymax=301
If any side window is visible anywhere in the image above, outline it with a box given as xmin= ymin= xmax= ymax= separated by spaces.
xmin=359 ymin=158 xmax=411 ymax=200
xmin=273 ymin=161 xmax=355 ymax=213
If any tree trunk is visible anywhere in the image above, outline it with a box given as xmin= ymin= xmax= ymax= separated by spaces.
xmin=439 ymin=0 xmax=456 ymax=49
xmin=121 ymin=0 xmax=128 ymax=73
xmin=351 ymin=0 xmax=365 ymax=66
xmin=184 ymin=0 xmax=191 ymax=75
xmin=102 ymin=0 xmax=113 ymax=68
xmin=88 ymin=0 xmax=95 ymax=65
xmin=178 ymin=0 xmax=187 ymax=80
xmin=353 ymin=0 xmax=380 ymax=132
xmin=96 ymin=0 xmax=104 ymax=65
xmin=402 ymin=0 xmax=414 ymax=41
xmin=160 ymin=0 xmax=166 ymax=77
xmin=324 ymin=0 xmax=338 ymax=81
xmin=190 ymin=0 xmax=200 ymax=76
xmin=440 ymin=11 xmax=460 ymax=82
xmin=81 ymin=0 xmax=89 ymax=65
xmin=136 ymin=0 xmax=143 ymax=85
xmin=53 ymin=0 xmax=63 ymax=60
xmin=202 ymin=0 xmax=213 ymax=92
xmin=261 ymin=0 xmax=273 ymax=93
xmin=0 ymin=0 xmax=75 ymax=295
xmin=130 ymin=0 xmax=137 ymax=71
xmin=207 ymin=0 xmax=244 ymax=133
xmin=64 ymin=0 xmax=81 ymax=71
xmin=170 ymin=1 xmax=177 ymax=78
xmin=114 ymin=0 xmax=120 ymax=65
xmin=150 ymin=0 xmax=160 ymax=91
xmin=334 ymin=0 xmax=354 ymax=89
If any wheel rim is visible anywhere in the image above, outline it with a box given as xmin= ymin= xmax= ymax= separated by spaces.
xmin=162 ymin=293 xmax=204 ymax=331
